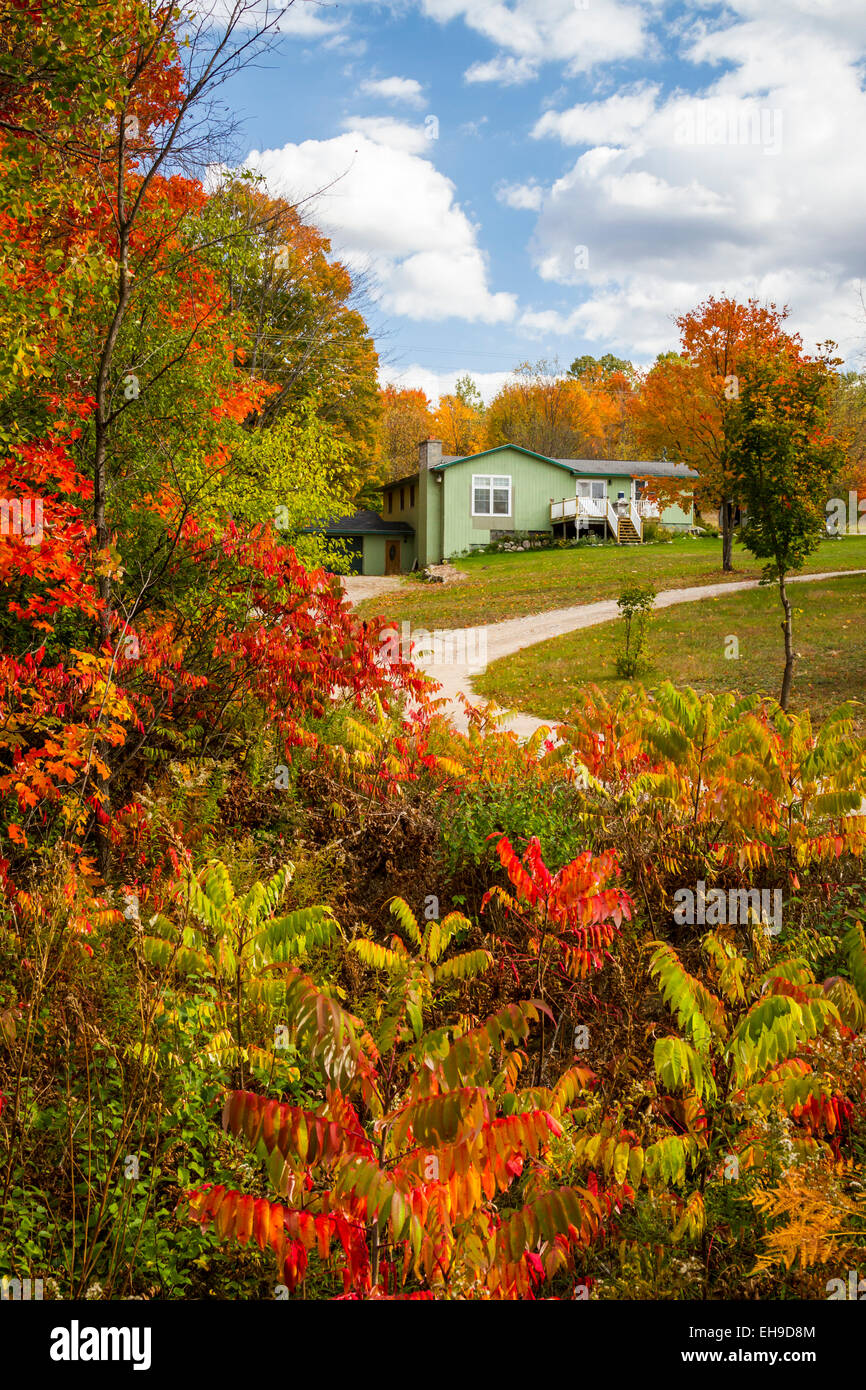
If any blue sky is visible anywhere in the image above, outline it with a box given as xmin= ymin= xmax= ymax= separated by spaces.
xmin=230 ymin=0 xmax=866 ymax=403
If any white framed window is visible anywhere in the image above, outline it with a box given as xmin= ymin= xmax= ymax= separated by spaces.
xmin=472 ymin=474 xmax=511 ymax=517
xmin=576 ymin=480 xmax=606 ymax=501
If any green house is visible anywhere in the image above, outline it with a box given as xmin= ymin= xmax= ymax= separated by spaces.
xmin=330 ymin=442 xmax=698 ymax=576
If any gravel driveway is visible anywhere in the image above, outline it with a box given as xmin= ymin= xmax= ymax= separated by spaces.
xmin=340 ymin=575 xmax=407 ymax=604
xmin=415 ymin=568 xmax=866 ymax=738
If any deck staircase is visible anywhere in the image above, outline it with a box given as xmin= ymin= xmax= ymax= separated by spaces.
xmin=550 ymin=495 xmax=645 ymax=544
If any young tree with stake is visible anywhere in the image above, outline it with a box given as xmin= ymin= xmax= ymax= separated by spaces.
xmin=727 ymin=345 xmax=844 ymax=710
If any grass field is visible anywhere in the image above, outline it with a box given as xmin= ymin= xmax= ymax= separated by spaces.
xmin=472 ymin=570 xmax=866 ymax=725
xmin=356 ymin=536 xmax=866 ymax=630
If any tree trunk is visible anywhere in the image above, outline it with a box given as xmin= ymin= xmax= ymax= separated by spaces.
xmin=778 ymin=570 xmax=794 ymax=710
xmin=720 ymin=499 xmax=734 ymax=572
xmin=91 ymin=247 xmax=131 ymax=880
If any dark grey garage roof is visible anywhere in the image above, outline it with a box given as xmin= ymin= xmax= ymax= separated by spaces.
xmin=384 ymin=472 xmax=426 ymax=488
xmin=303 ymin=508 xmax=414 ymax=538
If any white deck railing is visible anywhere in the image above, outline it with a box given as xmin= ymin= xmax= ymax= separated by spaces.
xmin=550 ymin=497 xmax=576 ymax=522
xmin=550 ymin=494 xmax=644 ymax=542
xmin=550 ymin=496 xmax=610 ymax=523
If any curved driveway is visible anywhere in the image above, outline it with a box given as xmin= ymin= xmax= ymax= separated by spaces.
xmin=411 ymin=569 xmax=866 ymax=737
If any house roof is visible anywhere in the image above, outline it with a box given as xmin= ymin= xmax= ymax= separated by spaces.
xmin=379 ymin=446 xmax=699 ymax=491
xmin=558 ymin=457 xmax=699 ymax=480
xmin=302 ymin=509 xmax=415 ymax=538
xmin=384 ymin=472 xmax=421 ymax=489
xmin=434 ymin=444 xmax=582 ymax=476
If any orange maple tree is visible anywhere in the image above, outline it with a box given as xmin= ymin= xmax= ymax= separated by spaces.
xmin=631 ymin=296 xmax=804 ymax=568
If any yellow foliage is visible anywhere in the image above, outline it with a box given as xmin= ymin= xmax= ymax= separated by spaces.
xmin=751 ymin=1161 xmax=864 ymax=1272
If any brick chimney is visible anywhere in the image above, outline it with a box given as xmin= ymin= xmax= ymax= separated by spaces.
xmin=418 ymin=437 xmax=442 ymax=472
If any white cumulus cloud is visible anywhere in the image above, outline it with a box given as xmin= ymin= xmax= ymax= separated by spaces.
xmin=495 ymin=180 xmax=544 ymax=211
xmin=245 ymin=128 xmax=517 ymax=324
xmin=359 ymin=75 xmax=426 ymax=107
xmin=515 ymin=0 xmax=866 ymax=362
xmin=379 ymin=363 xmax=513 ymax=405
xmin=418 ymin=0 xmax=652 ymax=80
xmin=532 ymin=87 xmax=662 ymax=147
xmin=341 ymin=115 xmax=430 ymax=154
xmin=464 ymin=55 xmax=538 ymax=85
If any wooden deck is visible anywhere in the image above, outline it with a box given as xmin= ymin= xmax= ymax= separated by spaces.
xmin=550 ymin=495 xmax=658 ymax=544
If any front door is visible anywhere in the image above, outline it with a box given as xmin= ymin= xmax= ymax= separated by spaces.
xmin=385 ymin=540 xmax=401 ymax=575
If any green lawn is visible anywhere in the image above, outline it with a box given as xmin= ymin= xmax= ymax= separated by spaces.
xmin=357 ymin=536 xmax=866 ymax=631
xmin=473 ymin=571 xmax=866 ymax=725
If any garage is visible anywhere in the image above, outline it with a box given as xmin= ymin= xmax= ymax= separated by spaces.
xmin=302 ymin=509 xmax=415 ymax=576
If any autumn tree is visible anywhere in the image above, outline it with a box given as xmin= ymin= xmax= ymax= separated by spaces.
xmin=223 ymin=404 xmax=357 ymax=570
xmin=432 ymin=374 xmax=486 ymax=457
xmin=485 ymin=360 xmax=598 ymax=458
xmin=72 ymin=3 xmax=286 ymax=643
xmin=726 ymin=345 xmax=844 ymax=708
xmin=375 ymin=385 xmax=435 ymax=481
xmin=211 ymin=177 xmax=381 ymax=486
xmin=570 ymin=358 xmax=638 ymax=459
xmin=569 ymin=354 xmax=635 ymax=384
xmin=0 ymin=0 xmax=422 ymax=868
xmin=631 ymin=297 xmax=802 ymax=570
xmin=831 ymin=371 xmax=866 ymax=508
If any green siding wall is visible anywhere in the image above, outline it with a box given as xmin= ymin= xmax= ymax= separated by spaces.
xmin=659 ymin=501 xmax=693 ymax=529
xmin=418 ymin=468 xmax=443 ymax=567
xmin=439 ymin=448 xmax=578 ymax=558
xmin=363 ymin=536 xmax=387 ymax=576
xmin=383 ymin=483 xmax=418 ymax=531
xmin=362 ymin=534 xmax=416 ymax=575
